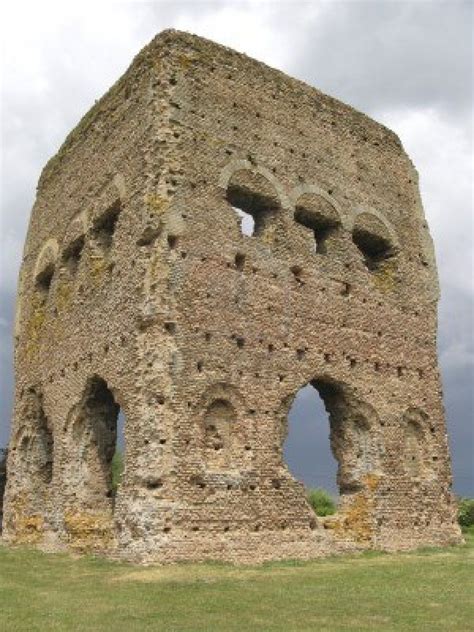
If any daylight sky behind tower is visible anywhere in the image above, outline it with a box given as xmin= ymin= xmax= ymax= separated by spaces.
xmin=0 ymin=0 xmax=472 ymax=494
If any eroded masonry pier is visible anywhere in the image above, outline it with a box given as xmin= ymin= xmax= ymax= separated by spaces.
xmin=2 ymin=30 xmax=461 ymax=563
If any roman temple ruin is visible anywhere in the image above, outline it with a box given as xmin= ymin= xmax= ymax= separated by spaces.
xmin=2 ymin=30 xmax=462 ymax=562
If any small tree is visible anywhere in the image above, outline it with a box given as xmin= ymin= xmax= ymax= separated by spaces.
xmin=458 ymin=498 xmax=474 ymax=528
xmin=307 ymin=487 xmax=336 ymax=516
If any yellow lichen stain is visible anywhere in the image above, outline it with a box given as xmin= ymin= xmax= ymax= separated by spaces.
xmin=145 ymin=194 xmax=169 ymax=216
xmin=8 ymin=495 xmax=44 ymax=543
xmin=55 ymin=279 xmax=73 ymax=313
xmin=178 ymin=53 xmax=196 ymax=71
xmin=260 ymin=224 xmax=279 ymax=248
xmin=342 ymin=493 xmax=373 ymax=543
xmin=372 ymin=258 xmax=398 ymax=293
xmin=89 ymin=256 xmax=108 ymax=286
xmin=25 ymin=294 xmax=46 ymax=358
xmin=364 ymin=472 xmax=380 ymax=492
xmin=325 ymin=474 xmax=381 ymax=544
xmin=64 ymin=510 xmax=115 ymax=551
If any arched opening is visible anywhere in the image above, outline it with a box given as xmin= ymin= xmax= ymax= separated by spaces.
xmin=113 ymin=410 xmax=126 ymax=494
xmin=62 ymin=235 xmax=85 ymax=275
xmin=226 ymin=169 xmax=280 ymax=238
xmin=352 ymin=213 xmax=396 ymax=271
xmin=91 ymin=200 xmax=121 ymax=253
xmin=283 ymin=379 xmax=382 ymax=513
xmin=284 ymin=384 xmax=338 ymax=495
xmin=33 ymin=241 xmax=58 ymax=304
xmin=67 ymin=376 xmax=124 ymax=510
xmin=294 ymin=193 xmax=341 ymax=255
xmin=35 ymin=263 xmax=55 ymax=298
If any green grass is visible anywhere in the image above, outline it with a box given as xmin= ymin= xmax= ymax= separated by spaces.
xmin=307 ymin=487 xmax=337 ymax=516
xmin=0 ymin=530 xmax=472 ymax=631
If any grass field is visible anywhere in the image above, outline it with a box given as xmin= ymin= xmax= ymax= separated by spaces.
xmin=1 ymin=529 xmax=473 ymax=632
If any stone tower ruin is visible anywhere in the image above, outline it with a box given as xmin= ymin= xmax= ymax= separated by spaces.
xmin=2 ymin=30 xmax=462 ymax=562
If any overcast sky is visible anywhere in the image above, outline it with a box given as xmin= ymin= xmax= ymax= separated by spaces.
xmin=0 ymin=0 xmax=472 ymax=495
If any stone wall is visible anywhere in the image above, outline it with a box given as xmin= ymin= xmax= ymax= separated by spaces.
xmin=0 ymin=449 xmax=7 ymax=531
xmin=2 ymin=30 xmax=462 ymax=563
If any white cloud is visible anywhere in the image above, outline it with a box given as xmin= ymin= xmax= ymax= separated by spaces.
xmin=378 ymin=107 xmax=473 ymax=295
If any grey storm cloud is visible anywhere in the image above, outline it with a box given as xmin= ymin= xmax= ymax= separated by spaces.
xmin=0 ymin=1 xmax=472 ymax=495
xmin=290 ymin=0 xmax=473 ymax=121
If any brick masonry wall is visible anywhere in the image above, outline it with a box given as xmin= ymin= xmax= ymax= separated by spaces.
xmin=2 ymin=30 xmax=462 ymax=563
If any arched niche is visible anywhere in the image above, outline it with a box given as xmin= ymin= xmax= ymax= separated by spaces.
xmin=224 ymin=167 xmax=282 ymax=238
xmin=403 ymin=407 xmax=430 ymax=479
xmin=197 ymin=383 xmax=249 ymax=471
xmin=351 ymin=211 xmax=398 ymax=272
xmin=33 ymin=239 xmax=59 ymax=301
xmin=203 ymin=398 xmax=237 ymax=469
xmin=65 ymin=375 xmax=122 ymax=511
xmin=61 ymin=211 xmax=88 ymax=275
xmin=12 ymin=387 xmax=54 ymax=489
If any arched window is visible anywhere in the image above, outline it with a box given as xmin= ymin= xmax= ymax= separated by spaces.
xmin=34 ymin=240 xmax=58 ymax=303
xmin=62 ymin=235 xmax=85 ymax=275
xmin=283 ymin=379 xmax=381 ymax=501
xmin=284 ymin=384 xmax=338 ymax=494
xmin=226 ymin=170 xmax=280 ymax=238
xmin=352 ymin=213 xmax=396 ymax=271
xmin=91 ymin=200 xmax=121 ymax=253
xmin=294 ymin=193 xmax=341 ymax=255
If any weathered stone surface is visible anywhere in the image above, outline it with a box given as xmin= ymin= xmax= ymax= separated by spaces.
xmin=2 ymin=30 xmax=462 ymax=563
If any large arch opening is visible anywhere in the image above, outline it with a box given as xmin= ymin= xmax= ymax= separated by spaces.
xmin=67 ymin=376 xmax=125 ymax=511
xmin=284 ymin=384 xmax=338 ymax=495
xmin=283 ymin=378 xmax=382 ymax=514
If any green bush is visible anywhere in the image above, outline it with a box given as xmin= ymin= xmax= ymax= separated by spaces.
xmin=111 ymin=451 xmax=124 ymax=494
xmin=458 ymin=497 xmax=474 ymax=528
xmin=307 ymin=487 xmax=337 ymax=516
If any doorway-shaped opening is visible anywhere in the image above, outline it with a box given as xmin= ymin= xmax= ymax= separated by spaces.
xmin=283 ymin=378 xmax=381 ymax=513
xmin=68 ymin=376 xmax=124 ymax=510
xmin=284 ymin=384 xmax=338 ymax=496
